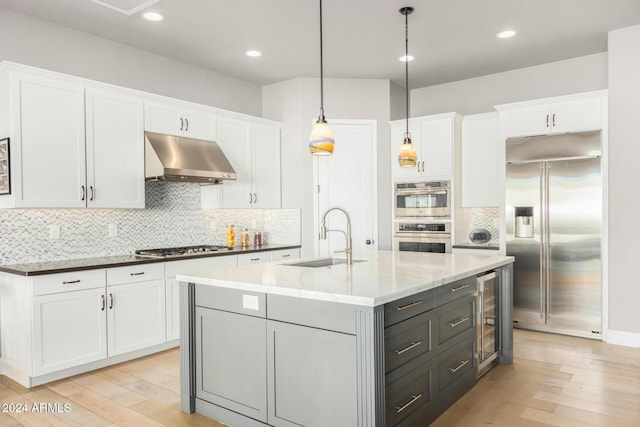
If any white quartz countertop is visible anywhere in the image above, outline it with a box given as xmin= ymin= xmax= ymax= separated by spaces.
xmin=177 ymin=250 xmax=514 ymax=307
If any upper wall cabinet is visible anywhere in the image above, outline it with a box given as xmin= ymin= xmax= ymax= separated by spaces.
xmin=460 ymin=113 xmax=500 ymax=207
xmin=496 ymin=91 xmax=607 ymax=138
xmin=390 ymin=113 xmax=462 ymax=181
xmin=144 ymin=100 xmax=217 ymax=141
xmin=0 ymin=67 xmax=144 ymax=208
xmin=202 ymin=116 xmax=281 ymax=209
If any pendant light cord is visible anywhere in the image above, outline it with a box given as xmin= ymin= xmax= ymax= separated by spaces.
xmin=319 ymin=0 xmax=325 ymax=122
xmin=404 ymin=9 xmax=409 ymax=139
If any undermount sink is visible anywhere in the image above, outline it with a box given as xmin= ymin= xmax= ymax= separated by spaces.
xmin=284 ymin=258 xmax=367 ymax=268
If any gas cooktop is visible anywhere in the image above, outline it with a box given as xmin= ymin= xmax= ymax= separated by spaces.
xmin=134 ymin=245 xmax=232 ymax=258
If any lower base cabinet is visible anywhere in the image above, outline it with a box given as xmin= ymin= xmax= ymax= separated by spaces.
xmin=267 ymin=320 xmax=357 ymax=427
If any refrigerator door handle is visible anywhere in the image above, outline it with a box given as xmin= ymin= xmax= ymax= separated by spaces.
xmin=545 ymin=163 xmax=552 ymax=318
xmin=539 ymin=163 xmax=546 ymax=319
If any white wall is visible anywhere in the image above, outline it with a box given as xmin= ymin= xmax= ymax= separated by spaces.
xmin=0 ymin=7 xmax=262 ymax=116
xmin=607 ymin=25 xmax=640 ymax=343
xmin=263 ymin=78 xmax=392 ymax=255
xmin=411 ymin=53 xmax=608 ymax=116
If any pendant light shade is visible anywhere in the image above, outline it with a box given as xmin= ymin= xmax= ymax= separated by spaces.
xmin=309 ymin=0 xmax=334 ymax=156
xmin=397 ymin=6 xmax=416 ymax=168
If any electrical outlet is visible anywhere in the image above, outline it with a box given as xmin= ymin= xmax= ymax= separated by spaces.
xmin=49 ymin=225 xmax=60 ymax=240
xmin=109 ymin=223 xmax=118 ymax=237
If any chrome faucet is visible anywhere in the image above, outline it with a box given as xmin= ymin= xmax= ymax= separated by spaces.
xmin=319 ymin=206 xmax=353 ymax=265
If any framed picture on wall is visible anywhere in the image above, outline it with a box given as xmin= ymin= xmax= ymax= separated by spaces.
xmin=0 ymin=138 xmax=10 ymax=195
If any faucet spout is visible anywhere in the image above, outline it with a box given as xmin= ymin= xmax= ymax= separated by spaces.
xmin=319 ymin=206 xmax=353 ymax=265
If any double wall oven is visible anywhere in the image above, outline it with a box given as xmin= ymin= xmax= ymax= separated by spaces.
xmin=393 ymin=180 xmax=452 ymax=254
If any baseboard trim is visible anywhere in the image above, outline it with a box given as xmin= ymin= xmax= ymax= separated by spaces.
xmin=605 ymin=329 xmax=640 ymax=348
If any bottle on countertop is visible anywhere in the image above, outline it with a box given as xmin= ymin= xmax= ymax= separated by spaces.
xmin=226 ymin=225 xmax=235 ymax=248
xmin=254 ymin=231 xmax=263 ymax=248
xmin=240 ymin=228 xmax=250 ymax=248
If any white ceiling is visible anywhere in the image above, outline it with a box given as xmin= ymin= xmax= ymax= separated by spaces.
xmin=1 ymin=0 xmax=639 ymax=89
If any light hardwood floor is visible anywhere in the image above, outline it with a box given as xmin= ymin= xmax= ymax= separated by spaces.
xmin=1 ymin=329 xmax=639 ymax=426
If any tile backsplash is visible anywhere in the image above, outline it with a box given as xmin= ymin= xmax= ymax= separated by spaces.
xmin=0 ymin=182 xmax=300 ymax=264
xmin=455 ymin=207 xmax=500 ymax=244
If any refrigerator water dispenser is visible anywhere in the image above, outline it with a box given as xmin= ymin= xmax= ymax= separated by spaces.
xmin=514 ymin=207 xmax=533 ymax=238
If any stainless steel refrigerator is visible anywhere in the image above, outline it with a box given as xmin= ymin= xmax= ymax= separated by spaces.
xmin=506 ymin=131 xmax=602 ymax=338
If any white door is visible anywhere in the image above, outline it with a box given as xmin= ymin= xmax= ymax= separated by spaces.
xmin=421 ymin=118 xmax=453 ymax=178
xmin=14 ymin=74 xmax=86 ymax=208
xmin=107 ymin=280 xmax=166 ymax=356
xmin=32 ymin=288 xmax=107 ymax=375
xmin=182 ymin=108 xmax=217 ymax=141
xmin=85 ymin=88 xmax=145 ymax=208
xmin=315 ymin=120 xmax=377 ymax=258
xmin=144 ymin=101 xmax=184 ymax=137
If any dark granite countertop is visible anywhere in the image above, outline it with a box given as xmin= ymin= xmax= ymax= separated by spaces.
xmin=0 ymin=244 xmax=302 ymax=276
xmin=453 ymin=243 xmax=500 ymax=250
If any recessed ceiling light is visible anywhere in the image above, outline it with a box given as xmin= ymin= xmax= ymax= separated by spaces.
xmin=246 ymin=50 xmax=262 ymax=57
xmin=399 ymin=55 xmax=414 ymax=62
xmin=143 ymin=12 xmax=163 ymax=21
xmin=497 ymin=30 xmax=516 ymax=39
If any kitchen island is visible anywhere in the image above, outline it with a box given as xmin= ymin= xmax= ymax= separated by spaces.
xmin=178 ymin=250 xmax=514 ymax=427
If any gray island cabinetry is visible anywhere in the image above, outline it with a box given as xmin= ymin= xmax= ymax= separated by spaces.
xmin=179 ymin=251 xmax=514 ymax=427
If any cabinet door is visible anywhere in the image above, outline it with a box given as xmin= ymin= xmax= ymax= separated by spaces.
xmin=196 ymin=307 xmax=267 ymax=422
xmin=270 ymin=248 xmax=300 ymax=262
xmin=501 ymin=104 xmax=550 ymax=138
xmin=391 ymin=120 xmax=422 ymax=180
xmin=85 ymin=88 xmax=144 ymax=208
xmin=107 ymin=280 xmax=166 ymax=356
xmin=13 ymin=74 xmax=86 ymax=208
xmin=32 ymin=288 xmax=107 ymax=375
xmin=217 ymin=118 xmax=252 ymax=208
xmin=145 ymin=102 xmax=184 ymax=136
xmin=461 ymin=113 xmax=500 ymax=206
xmin=550 ymin=97 xmax=602 ymax=134
xmin=251 ymin=124 xmax=281 ymax=208
xmin=182 ymin=108 xmax=217 ymax=141
xmin=267 ymin=320 xmax=357 ymax=427
xmin=237 ymin=252 xmax=270 ymax=266
xmin=421 ymin=118 xmax=453 ymax=178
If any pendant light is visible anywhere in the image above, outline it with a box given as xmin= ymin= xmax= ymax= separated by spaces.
xmin=309 ymin=0 xmax=335 ymax=156
xmin=397 ymin=6 xmax=417 ymax=168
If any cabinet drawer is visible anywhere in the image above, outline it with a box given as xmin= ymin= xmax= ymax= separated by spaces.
xmin=32 ymin=269 xmax=106 ymax=296
xmin=237 ymin=253 xmax=270 ymax=266
xmin=196 ymin=283 xmax=266 ymax=318
xmin=107 ymin=263 xmax=164 ymax=285
xmin=436 ymin=337 xmax=475 ymax=394
xmin=385 ymin=310 xmax=433 ymax=373
xmin=270 ymin=248 xmax=300 ymax=262
xmin=385 ymin=358 xmax=434 ymax=427
xmin=165 ymin=255 xmax=237 ymax=278
xmin=436 ymin=294 xmax=475 ymax=347
xmin=434 ymin=276 xmax=476 ymax=307
xmin=384 ymin=289 xmax=434 ymax=327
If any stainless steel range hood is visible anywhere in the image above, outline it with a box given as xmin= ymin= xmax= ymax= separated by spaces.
xmin=144 ymin=131 xmax=236 ymax=184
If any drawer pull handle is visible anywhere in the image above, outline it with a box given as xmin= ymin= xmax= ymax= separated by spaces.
xmin=451 ymin=284 xmax=470 ymax=292
xmin=282 ymin=254 xmax=290 ymax=258
xmin=449 ymin=359 xmax=470 ymax=374
xmin=62 ymin=280 xmax=81 ymax=284
xmin=251 ymin=258 xmax=260 ymax=261
xmin=130 ymin=272 xmax=145 ymax=276
xmin=449 ymin=317 xmax=469 ymax=328
xmin=396 ymin=300 xmax=423 ymax=311
xmin=396 ymin=394 xmax=423 ymax=413
xmin=395 ymin=341 xmax=422 ymax=355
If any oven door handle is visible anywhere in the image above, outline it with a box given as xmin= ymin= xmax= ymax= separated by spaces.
xmin=396 ymin=189 xmax=449 ymax=195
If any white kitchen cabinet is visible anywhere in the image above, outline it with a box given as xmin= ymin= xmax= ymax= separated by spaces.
xmin=0 ymin=67 xmax=146 ymax=209
xmin=107 ymin=280 xmax=166 ymax=356
xmin=204 ymin=116 xmax=281 ymax=209
xmin=5 ymin=73 xmax=86 ymax=208
xmin=145 ymin=100 xmax=217 ymax=141
xmin=460 ymin=113 xmax=500 ymax=207
xmin=269 ymin=248 xmax=301 ymax=262
xmin=85 ymin=87 xmax=144 ymax=208
xmin=165 ymin=255 xmax=238 ymax=341
xmin=390 ymin=113 xmax=462 ymax=181
xmin=497 ymin=91 xmax=606 ymax=138
xmin=237 ymin=252 xmax=271 ymax=266
xmin=32 ymin=287 xmax=107 ymax=376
